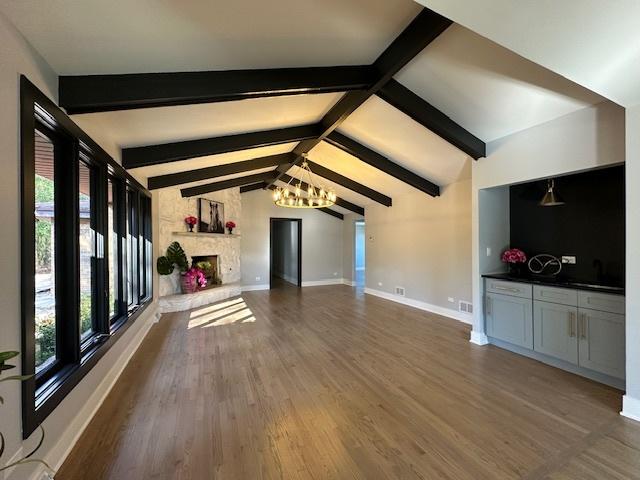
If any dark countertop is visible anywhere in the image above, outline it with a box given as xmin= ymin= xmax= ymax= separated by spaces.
xmin=482 ymin=272 xmax=625 ymax=295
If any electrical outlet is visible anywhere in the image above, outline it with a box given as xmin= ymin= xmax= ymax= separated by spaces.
xmin=486 ymin=247 xmax=492 ymax=256
xmin=333 ymin=272 xmax=338 ymax=276
xmin=395 ymin=286 xmax=405 ymax=296
xmin=561 ymin=256 xmax=577 ymax=264
xmin=448 ymin=297 xmax=454 ymax=303
xmin=378 ymin=281 xmax=383 ymax=287
xmin=255 ymin=276 xmax=261 ymax=281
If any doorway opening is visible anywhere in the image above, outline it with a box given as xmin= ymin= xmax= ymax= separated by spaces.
xmin=354 ymin=220 xmax=365 ymax=288
xmin=270 ymin=218 xmax=302 ymax=289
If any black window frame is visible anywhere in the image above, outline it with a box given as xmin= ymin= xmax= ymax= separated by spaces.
xmin=20 ymin=76 xmax=153 ymax=438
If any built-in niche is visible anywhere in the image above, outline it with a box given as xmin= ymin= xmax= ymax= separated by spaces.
xmin=509 ymin=165 xmax=624 ymax=286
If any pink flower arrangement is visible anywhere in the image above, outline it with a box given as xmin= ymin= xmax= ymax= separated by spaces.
xmin=181 ymin=267 xmax=207 ymax=293
xmin=501 ymin=248 xmax=527 ymax=264
xmin=185 ymin=216 xmax=197 ymax=226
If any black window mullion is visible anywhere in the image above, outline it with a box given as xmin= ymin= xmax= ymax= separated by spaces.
xmin=59 ymin=139 xmax=80 ymax=365
xmin=93 ymin=163 xmax=108 ymax=337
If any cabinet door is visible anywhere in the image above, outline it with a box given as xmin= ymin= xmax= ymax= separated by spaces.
xmin=578 ymin=308 xmax=625 ymax=379
xmin=533 ymin=301 xmax=578 ymax=364
xmin=486 ymin=293 xmax=533 ymax=349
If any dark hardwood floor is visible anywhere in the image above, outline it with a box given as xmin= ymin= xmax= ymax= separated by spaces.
xmin=56 ymin=285 xmax=640 ymax=479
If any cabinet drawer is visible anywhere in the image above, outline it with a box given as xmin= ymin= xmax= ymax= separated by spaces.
xmin=533 ymin=285 xmax=578 ymax=306
xmin=485 ymin=279 xmax=532 ymax=299
xmin=577 ymin=291 xmax=625 ymax=314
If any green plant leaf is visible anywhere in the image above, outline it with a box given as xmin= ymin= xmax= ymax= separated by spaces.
xmin=0 ymin=374 xmax=33 ymax=383
xmin=0 ymin=351 xmax=19 ymax=363
xmin=166 ymin=241 xmax=189 ymax=273
xmin=156 ymin=256 xmax=174 ymax=275
xmin=0 ymin=431 xmax=4 ymax=459
xmin=0 ymin=364 xmax=16 ymax=371
xmin=0 ymin=394 xmax=4 ymax=404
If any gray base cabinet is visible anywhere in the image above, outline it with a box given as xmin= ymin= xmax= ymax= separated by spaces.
xmin=484 ymin=279 xmax=625 ymax=385
xmin=578 ymin=308 xmax=625 ymax=379
xmin=485 ymin=292 xmax=533 ymax=349
xmin=533 ymin=301 xmax=578 ymax=364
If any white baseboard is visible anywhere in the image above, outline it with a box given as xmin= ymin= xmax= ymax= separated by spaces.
xmin=241 ymin=284 xmax=270 ymax=292
xmin=470 ymin=331 xmax=489 ymax=346
xmin=621 ymin=395 xmax=640 ymax=423
xmin=22 ymin=305 xmax=159 ymax=480
xmin=301 ymin=278 xmax=345 ymax=287
xmin=342 ymin=279 xmax=356 ymax=287
xmin=364 ymin=288 xmax=472 ymax=325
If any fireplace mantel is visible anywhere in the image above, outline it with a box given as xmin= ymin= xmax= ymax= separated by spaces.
xmin=172 ymin=231 xmax=241 ymax=238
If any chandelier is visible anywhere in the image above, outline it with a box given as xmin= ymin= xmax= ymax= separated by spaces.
xmin=273 ymin=156 xmax=336 ymax=209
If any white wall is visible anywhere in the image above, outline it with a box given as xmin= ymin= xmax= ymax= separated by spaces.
xmin=365 ymin=178 xmax=472 ymax=313
xmin=241 ymin=189 xmax=343 ymax=287
xmin=470 ymin=100 xmax=625 ymax=345
xmin=0 ymin=13 xmax=159 ymax=479
xmin=623 ymin=105 xmax=640 ymax=420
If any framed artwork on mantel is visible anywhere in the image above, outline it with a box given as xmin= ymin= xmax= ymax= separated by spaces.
xmin=198 ymin=199 xmax=224 ymax=234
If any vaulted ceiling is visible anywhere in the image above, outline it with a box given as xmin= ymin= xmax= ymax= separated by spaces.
xmin=0 ymin=0 xmax=607 ymax=219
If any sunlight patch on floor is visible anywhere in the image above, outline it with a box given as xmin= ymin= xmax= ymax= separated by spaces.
xmin=188 ymin=298 xmax=257 ymax=329
xmin=188 ymin=297 xmax=245 ymax=320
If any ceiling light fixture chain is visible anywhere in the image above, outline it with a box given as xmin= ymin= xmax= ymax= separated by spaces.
xmin=273 ymin=153 xmax=336 ymax=208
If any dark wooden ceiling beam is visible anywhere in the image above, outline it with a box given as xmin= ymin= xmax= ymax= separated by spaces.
xmin=324 ymin=132 xmax=440 ymax=197
xmin=304 ymin=160 xmax=392 ymax=207
xmin=266 ymin=7 xmax=452 ymax=188
xmin=239 ymin=182 xmax=267 ymax=194
xmin=59 ymin=66 xmax=376 ymax=114
xmin=123 ymin=124 xmax=319 ymax=169
xmin=377 ymin=79 xmax=485 ymax=159
xmin=180 ymin=171 xmax=276 ymax=198
xmin=147 ymin=152 xmax=296 ymax=190
xmin=277 ymin=173 xmax=364 ymax=215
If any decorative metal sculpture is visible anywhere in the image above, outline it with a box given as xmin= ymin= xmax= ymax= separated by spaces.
xmin=528 ymin=254 xmax=562 ymax=276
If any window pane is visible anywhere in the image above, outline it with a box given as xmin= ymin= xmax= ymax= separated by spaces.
xmin=108 ymin=179 xmax=118 ymax=319
xmin=79 ymin=159 xmax=95 ymax=341
xmin=34 ymin=129 xmax=56 ymax=372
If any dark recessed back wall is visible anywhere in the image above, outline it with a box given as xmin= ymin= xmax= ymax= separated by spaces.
xmin=509 ymin=165 xmax=625 ymax=286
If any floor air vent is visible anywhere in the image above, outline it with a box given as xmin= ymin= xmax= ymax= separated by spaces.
xmin=459 ymin=301 xmax=473 ymax=314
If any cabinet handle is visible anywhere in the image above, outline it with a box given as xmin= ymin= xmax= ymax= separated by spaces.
xmin=567 ymin=311 xmax=576 ymax=337
xmin=486 ymin=296 xmax=492 ymax=315
xmin=494 ymin=286 xmax=519 ymax=293
xmin=579 ymin=313 xmax=587 ymax=339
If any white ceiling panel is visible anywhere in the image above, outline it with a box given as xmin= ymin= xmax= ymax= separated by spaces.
xmin=72 ymin=93 xmax=342 ymax=149
xmin=415 ymin=0 xmax=640 ymax=107
xmin=396 ymin=24 xmax=604 ymax=142
xmin=337 ymin=96 xmax=471 ymax=187
xmin=0 ymin=0 xmax=421 ymax=74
